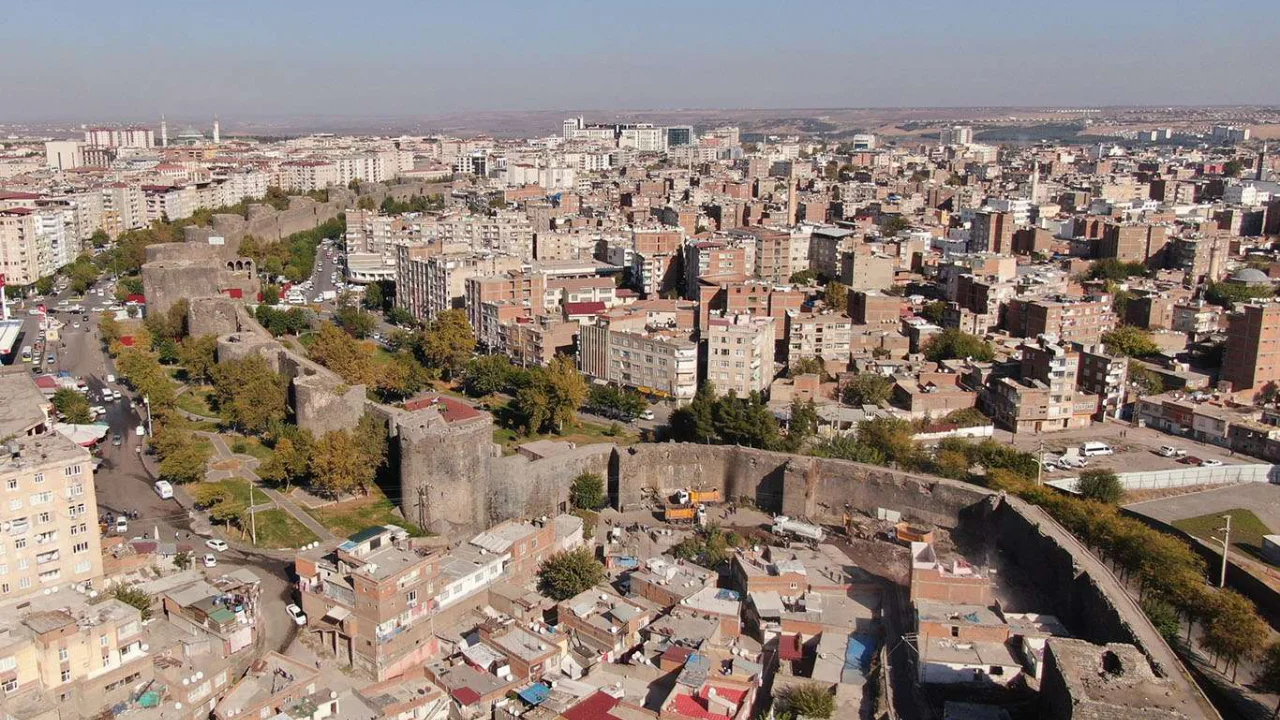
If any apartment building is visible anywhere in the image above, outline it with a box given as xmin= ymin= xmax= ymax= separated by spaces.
xmin=0 ymin=208 xmax=42 ymax=285
xmin=296 ymin=526 xmax=444 ymax=680
xmin=985 ymin=339 xmax=1095 ymax=433
xmin=705 ymin=313 xmax=776 ymax=398
xmin=1101 ymin=222 xmax=1169 ymax=265
xmin=808 ymin=227 xmax=857 ymax=280
xmin=730 ymin=227 xmax=793 ymax=284
xmin=0 ymin=372 xmax=104 ymax=602
xmin=786 ymin=312 xmax=852 ymax=367
xmin=1075 ymin=343 xmax=1129 ymax=420
xmin=579 ymin=320 xmax=698 ymax=402
xmin=465 ymin=271 xmax=547 ymax=348
xmin=395 ymin=249 xmax=524 ymax=323
xmin=279 ymin=160 xmax=338 ymax=192
xmin=683 ymin=241 xmax=748 ymax=300
xmin=840 ymin=251 xmax=894 ymax=291
xmin=100 ymin=183 xmax=146 ymax=235
xmin=850 ymin=290 xmax=903 ymax=326
xmin=0 ymin=595 xmax=151 ymax=716
xmin=968 ymin=210 xmax=1014 ymax=254
xmin=1222 ymin=303 xmax=1280 ymax=397
xmin=1003 ymin=295 xmax=1116 ymax=345
xmin=83 ymin=126 xmax=154 ymax=148
xmin=701 ymin=280 xmax=804 ymax=340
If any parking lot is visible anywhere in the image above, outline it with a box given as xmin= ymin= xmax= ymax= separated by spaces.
xmin=1125 ymin=482 xmax=1280 ymax=532
xmin=995 ymin=420 xmax=1248 ymax=476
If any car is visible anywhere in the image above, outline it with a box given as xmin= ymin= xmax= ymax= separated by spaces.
xmin=1157 ymin=445 xmax=1187 ymax=458
xmin=112 ymin=434 xmax=122 ymax=447
xmin=285 ymin=603 xmax=307 ymax=626
xmin=154 ymin=480 xmax=173 ymax=499
xmin=46 ymin=354 xmax=55 ymax=363
xmin=115 ymin=516 xmax=128 ymax=534
xmin=206 ymin=538 xmax=229 ymax=552
xmin=639 ymin=410 xmax=655 ymax=421
xmin=1181 ymin=456 xmax=1203 ymax=466
xmin=105 ymin=374 xmax=115 ymax=384
xmin=202 ymin=553 xmax=218 ymax=568
xmin=1202 ymin=459 xmax=1225 ymax=468
xmin=91 ymin=405 xmax=106 ymax=416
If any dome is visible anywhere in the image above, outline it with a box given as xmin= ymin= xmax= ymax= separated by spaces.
xmin=1229 ymin=267 xmax=1272 ymax=285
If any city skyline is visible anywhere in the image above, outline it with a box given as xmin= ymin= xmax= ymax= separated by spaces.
xmin=3 ymin=0 xmax=1279 ymax=122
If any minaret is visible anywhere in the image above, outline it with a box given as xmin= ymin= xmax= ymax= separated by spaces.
xmin=160 ymin=115 xmax=168 ymax=147
xmin=1030 ymin=160 xmax=1040 ymax=203
xmin=213 ymin=116 xmax=220 ymax=145
xmin=786 ymin=165 xmax=798 ymax=226
xmin=1258 ymin=143 xmax=1268 ymax=182
xmin=1207 ymin=234 xmax=1224 ymax=284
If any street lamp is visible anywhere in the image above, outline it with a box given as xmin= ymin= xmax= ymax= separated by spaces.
xmin=1212 ymin=514 xmax=1232 ymax=588
xmin=142 ymin=395 xmax=153 ymax=436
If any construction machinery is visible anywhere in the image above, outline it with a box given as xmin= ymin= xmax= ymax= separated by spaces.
xmin=662 ymin=503 xmax=707 ymax=524
xmin=772 ymin=515 xmax=825 ymax=542
xmin=674 ymin=488 xmax=722 ymax=506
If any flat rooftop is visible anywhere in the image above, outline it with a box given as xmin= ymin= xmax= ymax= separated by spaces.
xmin=0 ymin=369 xmax=50 ymax=438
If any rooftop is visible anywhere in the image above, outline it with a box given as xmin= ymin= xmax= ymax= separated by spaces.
xmin=0 ymin=369 xmax=51 ymax=438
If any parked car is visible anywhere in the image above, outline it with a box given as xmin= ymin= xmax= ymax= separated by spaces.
xmin=1157 ymin=445 xmax=1186 ymax=458
xmin=205 ymin=538 xmax=229 ymax=552
xmin=1182 ymin=456 xmax=1203 ymax=466
xmin=639 ymin=409 xmax=655 ymax=421
xmin=154 ymin=480 xmax=173 ymax=499
xmin=1201 ymin=459 xmax=1225 ymax=468
xmin=285 ymin=603 xmax=307 ymax=626
xmin=202 ymin=553 xmax=218 ymax=568
xmin=115 ymin=515 xmax=128 ymax=534
xmin=112 ymin=434 xmax=122 ymax=447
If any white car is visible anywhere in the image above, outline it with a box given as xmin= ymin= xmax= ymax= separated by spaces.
xmin=1201 ymin=459 xmax=1225 ymax=468
xmin=639 ymin=410 xmax=655 ymax=421
xmin=153 ymin=480 xmax=174 ymax=499
xmin=205 ymin=538 xmax=229 ymax=552
xmin=115 ymin=516 xmax=128 ymax=534
xmin=286 ymin=603 xmax=307 ymax=626
xmin=106 ymin=374 xmax=116 ymax=383
xmin=202 ymin=554 xmax=218 ymax=568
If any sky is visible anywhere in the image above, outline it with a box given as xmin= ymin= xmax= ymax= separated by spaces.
xmin=2 ymin=0 xmax=1278 ymax=123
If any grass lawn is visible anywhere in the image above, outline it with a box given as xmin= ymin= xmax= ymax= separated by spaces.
xmin=489 ymin=400 xmax=638 ymax=454
xmin=251 ymin=509 xmax=319 ymax=549
xmin=176 ymin=385 xmax=220 ymax=419
xmin=1173 ymin=508 xmax=1275 ymax=564
xmin=226 ymin=435 xmax=274 ymax=464
xmin=192 ymin=478 xmax=254 ymax=509
xmin=307 ymin=493 xmax=427 ymax=538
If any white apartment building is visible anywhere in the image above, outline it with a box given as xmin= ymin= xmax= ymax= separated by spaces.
xmin=100 ymin=183 xmax=146 ymax=235
xmin=278 ymin=161 xmax=339 ymax=192
xmin=619 ymin=125 xmax=668 ymax=153
xmin=705 ymin=313 xmax=776 ymax=398
xmin=34 ymin=207 xmax=74 ymax=274
xmin=0 ymin=209 xmax=42 ymax=285
xmin=579 ymin=322 xmax=697 ymax=402
xmin=394 ymin=249 xmax=525 ymax=323
xmin=939 ymin=126 xmax=974 ymax=146
xmin=83 ymin=126 xmax=154 ymax=148
xmin=786 ymin=311 xmax=853 ymax=366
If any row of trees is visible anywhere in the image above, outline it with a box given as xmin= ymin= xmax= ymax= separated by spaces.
xmin=238 ymin=216 xmax=345 ymax=283
xmin=669 ymin=383 xmax=819 ymax=453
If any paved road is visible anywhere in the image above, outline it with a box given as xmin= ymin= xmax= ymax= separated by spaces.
xmin=1125 ymin=482 xmax=1280 ymax=532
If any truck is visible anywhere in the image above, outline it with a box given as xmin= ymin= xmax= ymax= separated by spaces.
xmin=894 ymin=521 xmax=935 ymax=545
xmin=772 ymin=515 xmax=825 ymax=542
xmin=662 ymin=503 xmax=707 ymax=524
xmin=674 ymin=488 xmax=722 ymax=506
xmin=320 ymin=290 xmax=337 ymax=302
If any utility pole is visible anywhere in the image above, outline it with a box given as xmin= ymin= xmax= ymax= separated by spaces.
xmin=1217 ymin=514 xmax=1232 ymax=588
xmin=1036 ymin=438 xmax=1045 ymax=486
xmin=249 ymin=483 xmax=257 ymax=545
xmin=417 ymin=486 xmax=427 ymax=531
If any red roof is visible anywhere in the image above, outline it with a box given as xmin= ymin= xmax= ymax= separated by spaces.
xmin=449 ymin=687 xmax=482 ymax=706
xmin=127 ymin=294 xmax=146 ymax=304
xmin=223 ymin=288 xmax=243 ymax=299
xmin=403 ymin=394 xmax=482 ymax=423
xmin=118 ymin=336 xmax=136 ymax=347
xmin=33 ymin=375 xmax=57 ymax=390
xmin=0 ymin=191 xmax=42 ymax=200
xmin=564 ymin=301 xmax=606 ymax=316
xmin=563 ymin=692 xmax=621 ymax=720
xmin=671 ymin=694 xmax=733 ymax=720
xmin=779 ymin=633 xmax=803 ymax=661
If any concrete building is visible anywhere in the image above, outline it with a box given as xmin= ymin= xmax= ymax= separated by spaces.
xmin=1100 ymin=223 xmax=1169 ymax=266
xmin=465 ymin=270 xmax=547 ymax=348
xmin=83 ymin=126 xmax=154 ymax=148
xmin=1004 ymin=296 xmax=1116 ymax=345
xmin=579 ymin=319 xmax=698 ymax=402
xmin=730 ymin=227 xmax=794 ymax=284
xmin=1222 ymin=303 xmax=1280 ymax=397
xmin=968 ymin=210 xmax=1014 ymax=254
xmin=0 ymin=209 xmax=42 ymax=285
xmin=939 ymin=126 xmax=974 ymax=146
xmin=706 ymin=312 xmax=776 ymax=397
xmin=786 ymin=311 xmax=852 ymax=367
xmin=840 ymin=251 xmax=895 ymax=291
xmin=395 ymin=250 xmax=524 ymax=323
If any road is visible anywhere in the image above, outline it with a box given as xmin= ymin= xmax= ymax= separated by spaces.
xmin=6 ymin=277 xmax=302 ymax=654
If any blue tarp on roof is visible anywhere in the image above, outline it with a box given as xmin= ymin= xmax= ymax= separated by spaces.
xmin=517 ymin=683 xmax=550 ymax=705
xmin=715 ymin=589 xmax=740 ymax=601
xmin=845 ymin=633 xmax=877 ymax=674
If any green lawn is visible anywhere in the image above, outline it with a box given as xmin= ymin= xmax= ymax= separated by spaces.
xmin=1173 ymin=508 xmax=1275 ymax=564
xmin=307 ymin=494 xmax=427 ymax=538
xmin=251 ymin=509 xmax=319 ymax=549
xmin=193 ymin=478 xmax=255 ymax=509
xmin=226 ymin=435 xmax=274 ymax=464
xmin=489 ymin=400 xmax=638 ymax=454
xmin=175 ymin=386 xmax=220 ymax=419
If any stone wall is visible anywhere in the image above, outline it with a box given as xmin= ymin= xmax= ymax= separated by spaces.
xmin=489 ymin=445 xmax=613 ymax=525
xmin=188 ymin=297 xmax=242 ymax=338
xmin=141 ymin=243 xmax=259 ymax=316
xmin=396 ymin=412 xmax=495 ymax=537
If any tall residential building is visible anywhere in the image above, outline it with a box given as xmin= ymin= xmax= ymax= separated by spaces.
xmin=939 ymin=126 xmax=974 ymax=146
xmin=83 ymin=126 xmax=154 ymax=148
xmin=786 ymin=312 xmax=852 ymax=366
xmin=1222 ymin=303 xmax=1280 ymax=396
xmin=1003 ymin=296 xmax=1116 ymax=345
xmin=683 ymin=241 xmax=748 ymax=300
xmin=705 ymin=313 xmax=776 ymax=398
xmin=395 ymin=249 xmax=523 ymax=323
xmin=840 ymin=251 xmax=895 ymax=291
xmin=0 ymin=371 xmax=105 ymax=602
xmin=730 ymin=227 xmax=794 ymax=284
xmin=465 ymin=270 xmax=548 ymax=348
xmin=0 ymin=209 xmax=42 ymax=285
xmin=968 ymin=210 xmax=1014 ymax=254
xmin=1100 ymin=222 xmax=1169 ymax=265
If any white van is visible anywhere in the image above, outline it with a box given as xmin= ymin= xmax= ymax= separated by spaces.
xmin=154 ymin=480 xmax=174 ymax=499
xmin=1081 ymin=441 xmax=1114 ymax=457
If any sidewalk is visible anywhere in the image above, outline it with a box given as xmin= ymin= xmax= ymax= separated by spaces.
xmin=195 ymin=431 xmax=337 ymax=544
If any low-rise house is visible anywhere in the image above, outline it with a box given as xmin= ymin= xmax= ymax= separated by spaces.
xmin=213 ymin=652 xmax=332 ymax=720
xmin=558 ymin=588 xmax=657 ymax=661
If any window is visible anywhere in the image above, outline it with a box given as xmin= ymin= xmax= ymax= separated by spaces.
xmin=2 ymin=678 xmax=16 ymax=694
xmin=18 ymin=578 xmax=30 ymax=590
xmin=951 ymin=626 xmax=960 ymax=637
xmin=58 ymin=647 xmax=68 ymax=661
xmin=73 ymin=542 xmax=88 ymax=554
xmin=0 ymin=656 xmax=15 ymax=672
xmin=5 ymin=479 xmax=15 ymax=491
xmin=0 ymin=584 xmax=6 ymax=594
xmin=14 ymin=539 xmax=25 ymax=550
xmin=32 ymin=492 xmax=51 ymax=506
xmin=7 ymin=500 xmax=19 ymax=511
xmin=38 ymin=513 xmax=50 ymax=525
xmin=100 ymin=635 xmax=110 ymax=647
xmin=32 ymin=473 xmax=44 ymax=484
xmin=75 ymin=561 xmax=92 ymax=574
xmin=60 ymin=669 xmax=71 ymax=683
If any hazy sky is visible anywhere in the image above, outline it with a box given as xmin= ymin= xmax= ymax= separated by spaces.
xmin=3 ymin=0 xmax=1278 ymax=122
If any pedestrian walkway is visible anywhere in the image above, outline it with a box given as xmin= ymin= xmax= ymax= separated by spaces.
xmin=195 ymin=431 xmax=338 ymax=544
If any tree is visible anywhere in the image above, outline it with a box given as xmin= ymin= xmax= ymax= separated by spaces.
xmin=309 ymin=430 xmax=372 ymax=497
xmin=463 ymin=354 xmax=519 ymax=397
xmin=786 ymin=399 xmax=818 ymax=450
xmin=1224 ymin=159 xmax=1243 ymax=178
xmin=419 ymin=310 xmax=476 ymax=379
xmin=1255 ymin=642 xmax=1280 ymax=719
xmin=1077 ymin=469 xmax=1123 ymax=504
xmin=881 ymin=215 xmax=912 ymax=236
xmin=363 ymin=282 xmax=384 ymax=311
xmin=1130 ymin=365 xmax=1166 ymax=396
xmin=355 ymin=413 xmax=390 ymax=472
xmin=857 ymin=416 xmax=921 ymax=468
xmin=824 ymin=280 xmax=849 ymax=313
xmin=670 ymin=383 xmax=718 ymax=444
xmin=1202 ymin=589 xmax=1266 ymax=680
xmin=587 ymin=385 xmax=647 ymax=419
xmin=842 ymin=374 xmax=893 ymax=407
xmin=537 ymin=547 xmax=606 ymax=601
xmin=919 ymin=300 xmax=947 ymax=324
xmin=307 ymin=322 xmax=380 ymax=385
xmin=1205 ymin=280 xmax=1274 ymax=309
xmin=178 ymin=335 xmax=219 ymax=384
xmin=790 ymin=356 xmax=826 ymax=379
xmin=334 ymin=295 xmax=378 ymax=339
xmin=789 ymin=270 xmax=816 ymax=285
xmin=1101 ymin=326 xmax=1159 ymax=358
xmin=525 ymin=355 xmax=588 ymax=433
xmin=211 ymin=355 xmax=289 ymax=434
xmin=386 ymin=307 xmax=416 ymax=327
xmin=159 ymin=442 xmax=211 ymax=485
xmin=52 ymin=388 xmax=93 ymax=424
xmin=89 ymin=229 xmax=111 ymax=249
xmin=1140 ymin=597 xmax=1181 ymax=641
xmin=776 ymin=682 xmax=835 ymax=719
xmin=922 ymin=328 xmax=995 ymax=362
xmin=173 ymin=551 xmax=193 ymax=570
xmin=112 ymin=585 xmax=154 ymax=620
xmin=261 ymin=284 xmax=281 ymax=305
xmin=1087 ymin=259 xmax=1148 ymax=282
xmin=570 ymin=472 xmax=605 ymax=510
